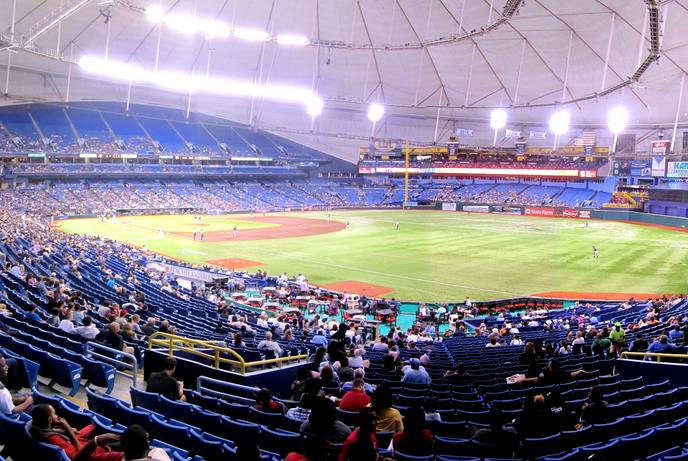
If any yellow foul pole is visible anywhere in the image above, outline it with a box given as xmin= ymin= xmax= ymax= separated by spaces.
xmin=404 ymin=140 xmax=409 ymax=207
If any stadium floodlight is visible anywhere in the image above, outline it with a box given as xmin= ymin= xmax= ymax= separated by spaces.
xmin=307 ymin=97 xmax=323 ymax=116
xmin=368 ymin=104 xmax=384 ymax=122
xmin=490 ymin=109 xmax=507 ymax=129
xmin=608 ymin=107 xmax=628 ymax=133
xmin=145 ymin=5 xmax=164 ymax=23
xmin=79 ymin=57 xmax=318 ymax=108
xmin=277 ymin=35 xmax=309 ymax=46
xmin=234 ymin=28 xmax=269 ymax=41
xmin=550 ymin=111 xmax=570 ymax=134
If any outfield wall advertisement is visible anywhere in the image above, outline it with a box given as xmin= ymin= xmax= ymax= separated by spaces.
xmin=463 ymin=205 xmax=489 ymax=212
xmin=441 ymin=203 xmax=457 ymax=211
xmin=524 ymin=207 xmax=555 ymax=217
xmin=562 ymin=210 xmax=591 ymax=219
xmin=492 ymin=205 xmax=522 ymax=215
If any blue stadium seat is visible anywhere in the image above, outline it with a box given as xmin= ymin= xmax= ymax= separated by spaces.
xmin=647 ymin=447 xmax=685 ymax=461
xmin=151 ymin=415 xmax=191 ymax=452
xmin=522 ymin=433 xmax=562 ymax=459
xmin=469 ymin=441 xmax=515 ymax=459
xmin=0 ymin=413 xmax=31 ymax=461
xmin=247 ymin=406 xmax=285 ymax=428
xmin=86 ymin=388 xmax=119 ymax=422
xmin=616 ymin=430 xmax=654 ymax=460
xmin=219 ymin=417 xmax=261 ymax=444
xmin=394 ymin=452 xmax=434 ymax=461
xmin=190 ymin=408 xmax=223 ymax=436
xmin=57 ymin=400 xmax=96 ymax=428
xmin=259 ymin=427 xmax=301 ymax=458
xmin=189 ymin=429 xmax=227 ymax=460
xmin=46 ymin=353 xmax=83 ymax=397
xmin=159 ymin=395 xmax=200 ymax=421
xmin=130 ymin=386 xmax=162 ymax=413
xmin=434 ymin=437 xmax=471 ymax=456
xmin=116 ymin=400 xmax=153 ymax=433
xmin=150 ymin=438 xmax=189 ymax=460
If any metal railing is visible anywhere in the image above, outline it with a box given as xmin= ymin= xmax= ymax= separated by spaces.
xmin=620 ymin=351 xmax=688 ymax=363
xmin=85 ymin=341 xmax=139 ymax=388
xmin=148 ymin=332 xmax=308 ymax=375
xmin=197 ymin=376 xmax=259 ymax=405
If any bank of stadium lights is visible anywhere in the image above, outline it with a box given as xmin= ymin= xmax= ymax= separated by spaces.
xmin=549 ymin=111 xmax=569 ymax=150
xmin=79 ymin=57 xmax=320 ymax=113
xmin=608 ymin=107 xmax=628 ymax=153
xmin=145 ymin=6 xmax=308 ymax=45
xmin=490 ymin=109 xmax=507 ymax=147
xmin=368 ymin=104 xmax=384 ymax=122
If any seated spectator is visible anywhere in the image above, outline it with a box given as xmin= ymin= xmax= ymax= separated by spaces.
xmin=47 ymin=308 xmax=61 ymax=327
xmin=443 ymin=362 xmax=473 ymax=384
xmin=97 ymin=323 xmax=135 ymax=357
xmin=371 ymin=336 xmax=389 ymax=351
xmin=577 ymin=385 xmax=610 ymax=428
xmin=0 ymin=357 xmax=33 ymax=415
xmin=338 ymin=407 xmax=379 ymax=461
xmin=300 ymin=397 xmax=352 ymax=443
xmin=339 ymin=379 xmax=371 ymax=412
xmin=392 ymin=407 xmax=433 ymax=457
xmin=28 ymin=404 xmax=123 ymax=461
xmin=121 ymin=323 xmax=137 ymax=340
xmin=233 ymin=333 xmax=246 ymax=348
xmin=348 ymin=348 xmax=367 ymax=368
xmin=257 ymin=332 xmax=283 ymax=357
xmin=424 ymin=396 xmax=442 ymax=422
xmin=371 ymin=386 xmax=403 ymax=433
xmin=512 ymin=395 xmax=559 ymax=439
xmin=286 ymin=393 xmax=319 ymax=422
xmin=312 ymin=329 xmax=328 ymax=348
xmin=510 ymin=334 xmax=524 ymax=346
xmin=285 ymin=434 xmax=333 ymax=461
xmin=646 ymin=335 xmax=678 ymax=359
xmin=335 ymin=356 xmax=355 ymax=383
xmin=292 ymin=367 xmax=311 ymax=401
xmin=72 ymin=316 xmax=99 ymax=340
xmin=592 ymin=333 xmax=612 ymax=356
xmin=141 ymin=318 xmax=156 ymax=336
xmin=253 ymin=388 xmax=288 ymax=414
xmin=342 ymin=369 xmax=373 ymax=394
xmin=145 ymin=357 xmax=186 ymax=402
xmin=119 ymin=424 xmax=172 ymax=461
xmin=629 ymin=333 xmax=649 ymax=352
xmin=25 ymin=304 xmax=42 ymax=323
xmin=401 ymin=358 xmax=431 ymax=385
xmin=470 ymin=408 xmax=519 ymax=457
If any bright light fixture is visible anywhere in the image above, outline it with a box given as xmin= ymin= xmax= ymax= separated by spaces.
xmin=368 ymin=104 xmax=384 ymax=122
xmin=234 ymin=28 xmax=269 ymax=41
xmin=490 ymin=109 xmax=507 ymax=130
xmin=277 ymin=35 xmax=309 ymax=46
xmin=307 ymin=98 xmax=323 ymax=116
xmin=145 ymin=5 xmax=164 ymax=23
xmin=79 ymin=57 xmax=318 ymax=109
xmin=550 ymin=111 xmax=570 ymax=134
xmin=608 ymin=107 xmax=628 ymax=133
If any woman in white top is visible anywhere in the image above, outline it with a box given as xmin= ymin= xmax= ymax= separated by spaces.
xmin=556 ymin=339 xmax=570 ymax=355
xmin=510 ymin=334 xmax=524 ymax=346
xmin=572 ymin=331 xmax=586 ymax=345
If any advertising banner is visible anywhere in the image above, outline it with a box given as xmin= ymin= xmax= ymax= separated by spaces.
xmin=612 ymin=161 xmax=652 ymax=177
xmin=579 ymin=170 xmax=598 ymax=178
xmin=652 ymin=140 xmax=670 ymax=156
xmin=667 ymin=161 xmax=688 ymax=178
xmin=562 ymin=210 xmax=591 ymax=219
xmin=369 ymin=140 xmax=402 ymax=157
xmin=441 ymin=203 xmax=457 ymax=211
xmin=463 ymin=205 xmax=489 ymax=212
xmin=433 ymin=167 xmax=579 ymax=177
xmin=456 ymin=128 xmax=474 ymax=137
xmin=652 ymin=156 xmax=667 ymax=177
xmin=358 ymin=167 xmax=375 ymax=174
xmin=492 ymin=205 xmax=522 ymax=215
xmin=524 ymin=207 xmax=555 ymax=217
xmin=529 ymin=131 xmax=547 ymax=140
xmin=506 ymin=129 xmax=522 ymax=138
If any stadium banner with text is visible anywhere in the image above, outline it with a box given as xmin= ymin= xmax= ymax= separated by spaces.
xmin=441 ymin=203 xmax=457 ymax=211
xmin=369 ymin=140 xmax=402 ymax=157
xmin=652 ymin=140 xmax=670 ymax=157
xmin=529 ymin=131 xmax=547 ymax=140
xmin=524 ymin=207 xmax=555 ymax=217
xmin=667 ymin=161 xmax=688 ymax=178
xmin=492 ymin=205 xmax=522 ymax=215
xmin=612 ymin=161 xmax=652 ymax=177
xmin=579 ymin=170 xmax=597 ymax=178
xmin=356 ymin=167 xmax=580 ymax=177
xmin=406 ymin=147 xmax=448 ymax=154
xmin=506 ymin=129 xmax=522 ymax=138
xmin=562 ymin=209 xmax=591 ymax=219
xmin=456 ymin=128 xmax=474 ymax=137
xmin=463 ymin=205 xmax=489 ymax=212
xmin=652 ymin=156 xmax=667 ymax=177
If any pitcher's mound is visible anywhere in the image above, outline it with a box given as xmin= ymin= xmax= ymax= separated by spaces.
xmin=320 ymin=281 xmax=395 ymax=297
xmin=207 ymin=258 xmax=266 ymax=269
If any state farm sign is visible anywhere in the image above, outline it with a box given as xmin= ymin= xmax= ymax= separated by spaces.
xmin=524 ymin=207 xmax=555 ymax=217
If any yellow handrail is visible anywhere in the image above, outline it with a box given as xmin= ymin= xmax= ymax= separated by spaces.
xmin=620 ymin=351 xmax=688 ymax=363
xmin=147 ymin=332 xmax=309 ymax=375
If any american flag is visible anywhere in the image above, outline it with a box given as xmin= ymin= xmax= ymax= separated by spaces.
xmin=575 ymin=130 xmax=596 ymax=147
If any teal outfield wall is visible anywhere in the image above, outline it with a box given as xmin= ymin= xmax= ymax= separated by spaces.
xmin=590 ymin=209 xmax=688 ymax=230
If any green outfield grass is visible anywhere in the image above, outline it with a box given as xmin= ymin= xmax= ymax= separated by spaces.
xmin=58 ymin=210 xmax=688 ymax=302
xmin=109 ymin=215 xmax=277 ymax=233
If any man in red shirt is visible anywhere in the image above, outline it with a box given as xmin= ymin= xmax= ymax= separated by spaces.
xmin=338 ymin=407 xmax=379 ymax=461
xmin=338 ymin=379 xmax=371 ymax=412
xmin=28 ymin=404 xmax=123 ymax=461
xmin=392 ymin=407 xmax=433 ymax=456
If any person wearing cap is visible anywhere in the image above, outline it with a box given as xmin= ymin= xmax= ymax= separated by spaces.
xmin=401 ymin=358 xmax=431 ymax=385
xmin=609 ymin=322 xmax=626 ymax=354
xmin=348 ymin=348 xmax=367 ymax=368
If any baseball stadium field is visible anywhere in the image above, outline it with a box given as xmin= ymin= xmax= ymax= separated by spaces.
xmin=57 ymin=210 xmax=688 ymax=302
